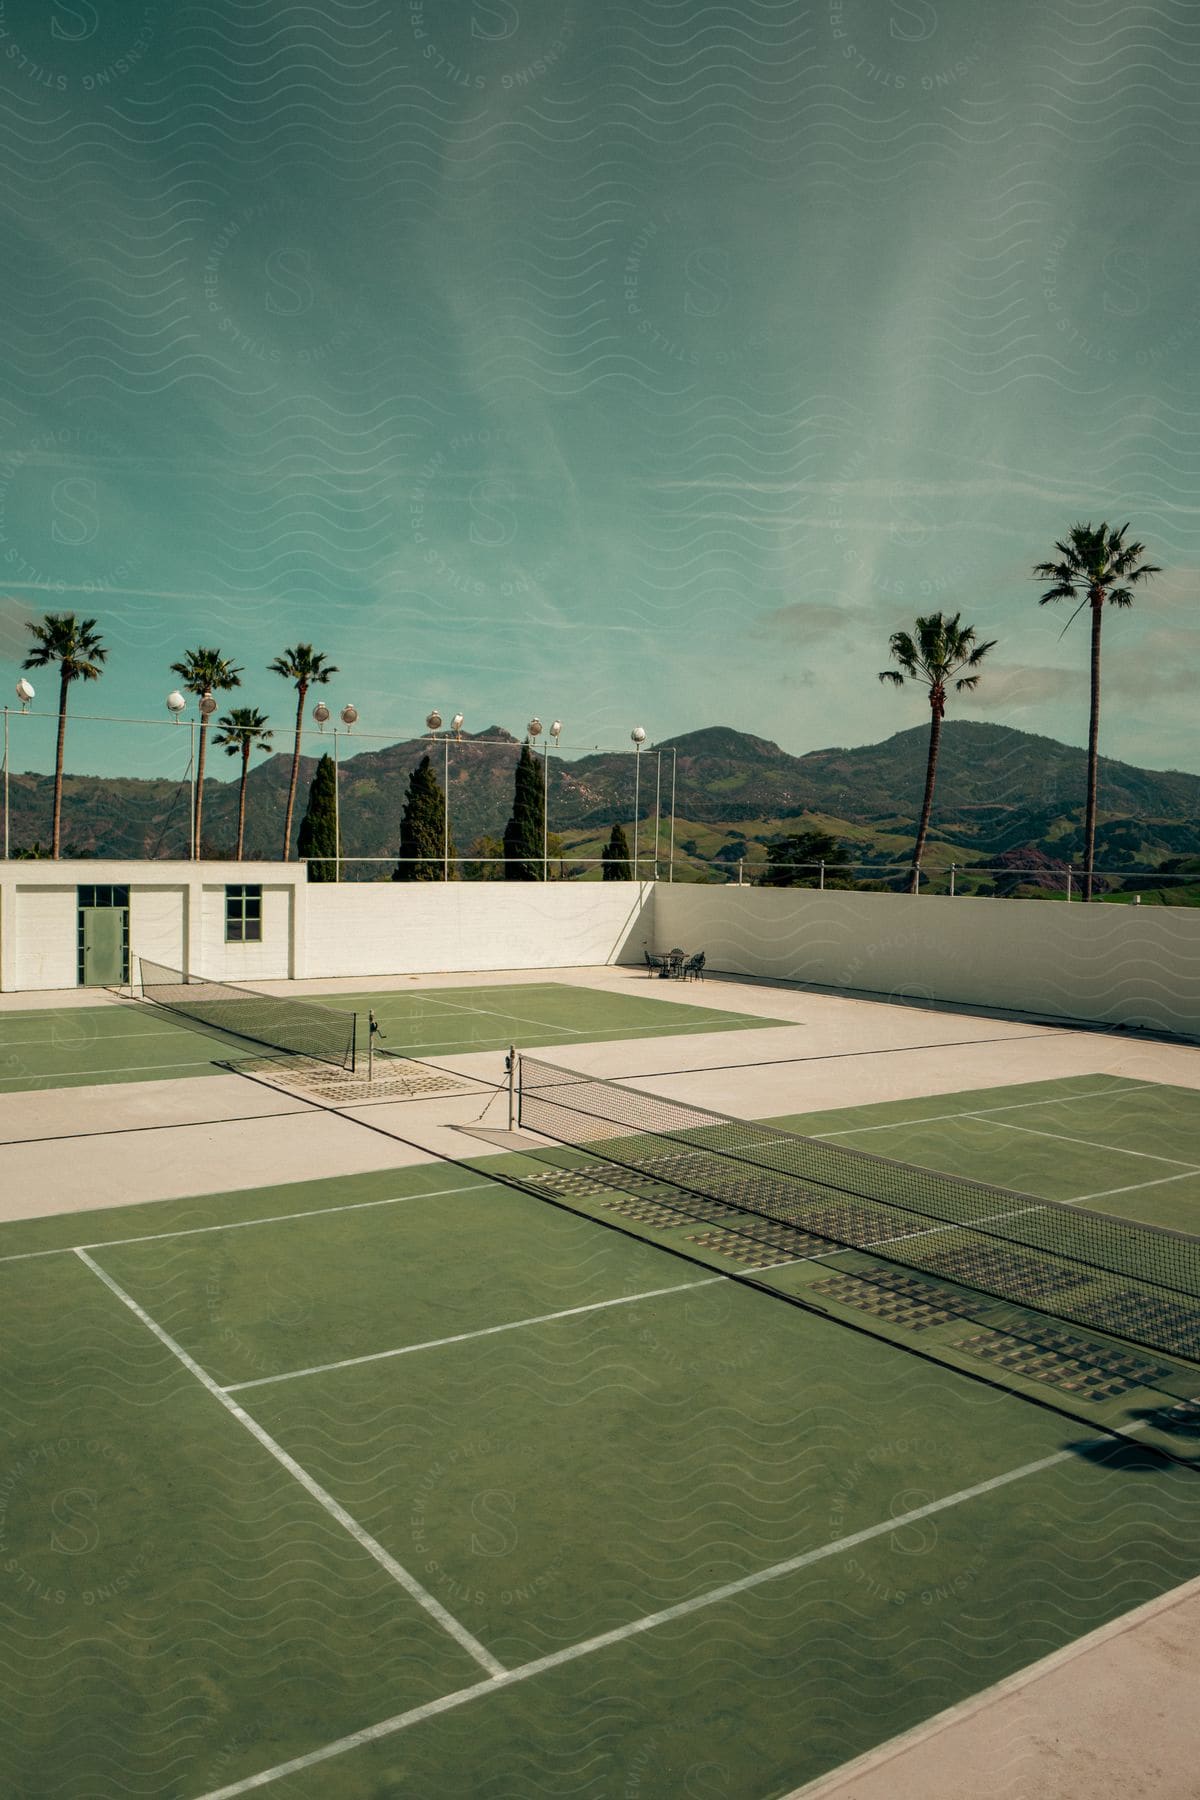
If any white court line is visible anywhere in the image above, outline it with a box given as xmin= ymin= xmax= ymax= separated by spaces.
xmin=1 ymin=1058 xmax=218 ymax=1082
xmin=813 ymin=1083 xmax=1160 ymax=1138
xmin=0 ymin=1180 xmax=493 ymax=1267
xmin=394 ymin=1018 xmax=747 ymax=1055
xmin=1069 ymin=1170 xmax=1200 ymax=1205
xmin=399 ymin=992 xmax=586 ymax=1035
xmin=0 ymin=1026 xmax=185 ymax=1045
xmin=195 ymin=1443 xmax=1076 ymax=1800
xmin=225 ymin=1277 xmax=723 ymax=1393
xmin=74 ymin=1249 xmax=506 ymax=1681
xmin=984 ymin=1117 xmax=1200 ymax=1168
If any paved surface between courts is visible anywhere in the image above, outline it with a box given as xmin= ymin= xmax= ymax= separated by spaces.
xmin=793 ymin=1572 xmax=1200 ymax=1800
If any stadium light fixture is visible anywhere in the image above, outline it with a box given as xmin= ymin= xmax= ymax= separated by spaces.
xmin=312 ymin=700 xmax=331 ymax=730
xmin=4 ymin=682 xmax=36 ymax=860
xmin=631 ymin=727 xmax=647 ymax=880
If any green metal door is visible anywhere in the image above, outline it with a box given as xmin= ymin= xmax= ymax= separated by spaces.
xmin=81 ymin=909 xmax=125 ymax=986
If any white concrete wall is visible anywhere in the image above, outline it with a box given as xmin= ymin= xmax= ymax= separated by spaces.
xmin=2 ymin=863 xmax=1197 ymax=1042
xmin=301 ymin=880 xmax=653 ymax=978
xmin=129 ymin=886 xmax=186 ymax=976
xmin=199 ymin=883 xmax=293 ymax=982
xmin=0 ymin=862 xmax=291 ymax=991
xmin=13 ymin=886 xmax=78 ymax=990
xmin=654 ymin=885 xmax=1200 ymax=1037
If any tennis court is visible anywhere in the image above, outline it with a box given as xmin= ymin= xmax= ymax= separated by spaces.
xmin=0 ymin=979 xmax=774 ymax=1093
xmin=2 ymin=972 xmax=1199 ymax=1797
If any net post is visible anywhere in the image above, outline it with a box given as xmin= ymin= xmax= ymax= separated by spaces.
xmin=508 ymin=1045 xmax=517 ymax=1131
xmin=351 ymin=1010 xmax=358 ymax=1075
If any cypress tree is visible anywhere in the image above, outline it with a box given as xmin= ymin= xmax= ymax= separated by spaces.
xmin=297 ymin=754 xmax=338 ymax=881
xmin=601 ymin=822 xmax=632 ymax=880
xmin=503 ymin=741 xmax=545 ymax=880
xmin=394 ymin=754 xmax=455 ymax=880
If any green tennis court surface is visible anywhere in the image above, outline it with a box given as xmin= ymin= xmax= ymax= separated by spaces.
xmin=0 ymin=981 xmax=772 ymax=1094
xmin=2 ymin=1075 xmax=1200 ymax=1797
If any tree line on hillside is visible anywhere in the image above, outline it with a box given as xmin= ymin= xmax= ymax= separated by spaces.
xmin=13 ymin=519 xmax=1161 ymax=897
xmin=296 ymin=738 xmax=635 ymax=882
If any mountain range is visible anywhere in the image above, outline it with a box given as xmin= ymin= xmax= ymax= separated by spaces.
xmin=5 ymin=722 xmax=1197 ymax=874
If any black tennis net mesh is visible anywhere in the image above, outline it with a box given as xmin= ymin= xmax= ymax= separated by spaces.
xmin=139 ymin=959 xmax=356 ymax=1070
xmin=518 ymin=1057 xmax=1200 ymax=1365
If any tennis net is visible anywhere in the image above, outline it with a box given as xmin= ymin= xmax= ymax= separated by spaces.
xmin=139 ymin=959 xmax=356 ymax=1070
xmin=517 ymin=1056 xmax=1200 ymax=1365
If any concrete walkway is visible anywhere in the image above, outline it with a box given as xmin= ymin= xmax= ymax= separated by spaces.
xmin=790 ymin=1573 xmax=1200 ymax=1800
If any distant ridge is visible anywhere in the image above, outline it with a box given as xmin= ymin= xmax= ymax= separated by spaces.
xmin=4 ymin=721 xmax=1196 ymax=864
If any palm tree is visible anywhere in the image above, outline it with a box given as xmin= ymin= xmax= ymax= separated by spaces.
xmin=213 ymin=707 xmax=273 ymax=861
xmin=169 ymin=647 xmax=242 ymax=856
xmin=879 ymin=611 xmax=996 ymax=895
xmin=22 ymin=613 xmax=108 ymax=859
xmin=1033 ymin=522 xmax=1160 ymax=901
xmin=269 ymin=644 xmax=339 ymax=860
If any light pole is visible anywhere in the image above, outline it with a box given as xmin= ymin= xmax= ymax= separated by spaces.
xmin=548 ymin=721 xmax=562 ymax=877
xmin=313 ymin=700 xmax=356 ymax=879
xmin=667 ymin=745 xmax=677 ymax=882
xmin=165 ymin=689 xmax=194 ymax=860
xmin=652 ymin=750 xmax=662 ymax=877
xmin=527 ymin=718 xmax=546 ymax=879
xmin=196 ymin=689 xmax=216 ymax=860
xmin=3 ymin=678 xmax=36 ymax=861
xmin=426 ymin=709 xmax=459 ymax=880
xmin=336 ymin=704 xmax=357 ymax=879
xmin=631 ymin=726 xmax=646 ymax=881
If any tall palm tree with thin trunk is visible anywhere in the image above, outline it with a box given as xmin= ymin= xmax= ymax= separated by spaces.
xmin=1033 ymin=522 xmax=1159 ymax=902
xmin=270 ymin=644 xmax=339 ymax=860
xmin=879 ymin=612 xmax=996 ymax=895
xmin=213 ymin=707 xmax=273 ymax=861
xmin=169 ymin=648 xmax=242 ymax=857
xmin=22 ymin=613 xmax=108 ymax=859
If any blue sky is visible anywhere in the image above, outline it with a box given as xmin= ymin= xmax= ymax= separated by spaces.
xmin=0 ymin=0 xmax=1197 ymax=783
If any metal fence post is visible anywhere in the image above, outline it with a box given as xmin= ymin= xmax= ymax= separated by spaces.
xmin=818 ymin=860 xmax=825 ymax=891
xmin=949 ymin=862 xmax=956 ymax=898
xmin=1066 ymin=866 xmax=1073 ymax=903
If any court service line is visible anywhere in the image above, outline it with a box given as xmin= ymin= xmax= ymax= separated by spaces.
xmin=1 ymin=1058 xmax=219 ymax=1083
xmin=195 ymin=1442 xmax=1075 ymax=1800
xmin=1069 ymin=1169 xmax=1200 ymax=1205
xmin=813 ymin=1083 xmax=1160 ymax=1138
xmin=983 ymin=1117 xmax=1200 ymax=1169
xmin=400 ymin=992 xmax=586 ymax=1035
xmin=0 ymin=1026 xmax=189 ymax=1046
xmin=223 ymin=1276 xmax=724 ymax=1393
xmin=74 ymin=1249 xmax=506 ymax=1682
xmin=391 ymin=1018 xmax=746 ymax=1055
xmin=0 ymin=1181 xmax=493 ymax=1267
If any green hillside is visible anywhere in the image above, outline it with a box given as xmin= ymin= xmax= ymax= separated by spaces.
xmin=6 ymin=722 xmax=1196 ymax=893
